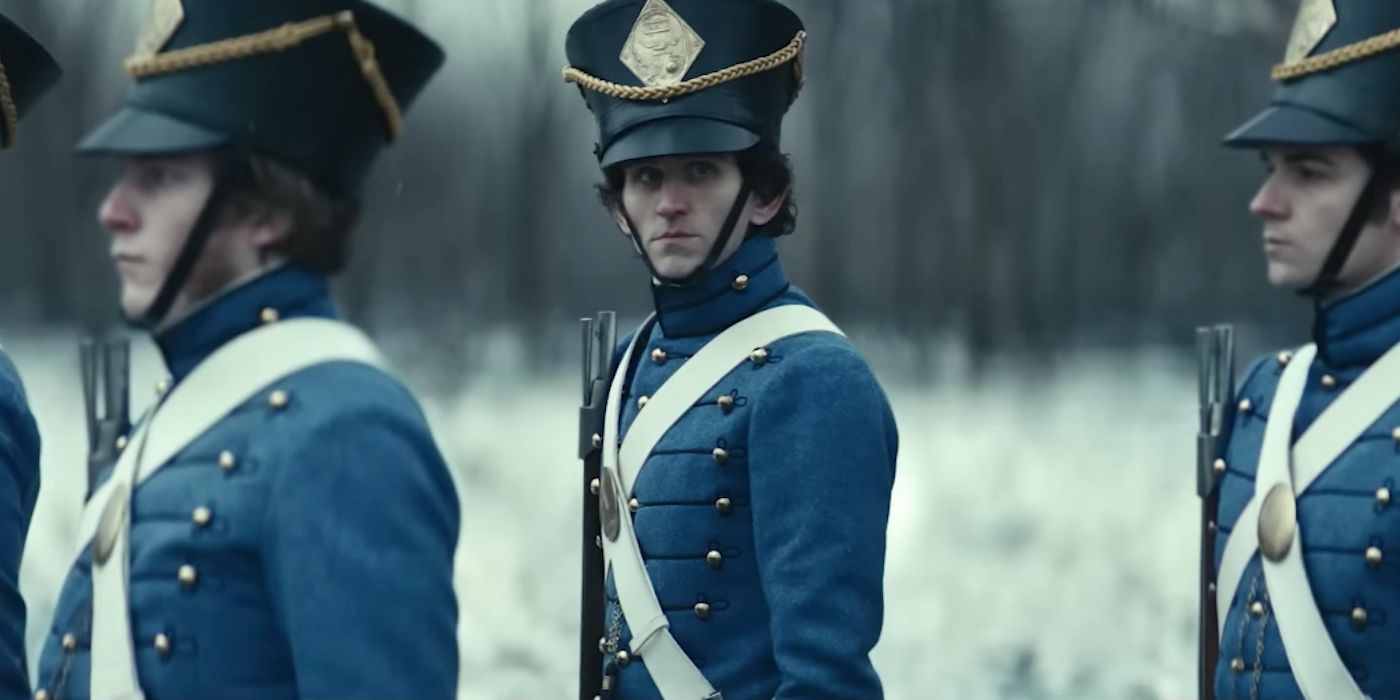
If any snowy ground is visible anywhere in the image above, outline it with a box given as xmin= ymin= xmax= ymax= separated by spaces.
xmin=12 ymin=326 xmax=1201 ymax=700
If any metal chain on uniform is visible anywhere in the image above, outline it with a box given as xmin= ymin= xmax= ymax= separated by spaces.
xmin=0 ymin=50 xmax=19 ymax=149
xmin=1273 ymin=26 xmax=1400 ymax=81
xmin=1250 ymin=589 xmax=1271 ymax=700
xmin=121 ymin=10 xmax=404 ymax=140
xmin=563 ymin=30 xmax=806 ymax=104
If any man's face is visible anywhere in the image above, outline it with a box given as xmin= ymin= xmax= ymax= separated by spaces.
xmin=98 ymin=154 xmax=284 ymax=322
xmin=1251 ymin=147 xmax=1400 ymax=293
xmin=613 ymin=153 xmax=783 ymax=280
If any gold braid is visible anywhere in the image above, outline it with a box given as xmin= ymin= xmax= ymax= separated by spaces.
xmin=123 ymin=10 xmax=404 ymax=140
xmin=564 ymin=30 xmax=806 ymax=102
xmin=1272 ymin=26 xmax=1400 ymax=81
xmin=0 ymin=52 xmax=18 ymax=149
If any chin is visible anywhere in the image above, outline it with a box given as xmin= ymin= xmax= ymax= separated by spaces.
xmin=1265 ymin=263 xmax=1310 ymax=291
xmin=119 ymin=288 xmax=153 ymax=321
xmin=648 ymin=255 xmax=702 ymax=281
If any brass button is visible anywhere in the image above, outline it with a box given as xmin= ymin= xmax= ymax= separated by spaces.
xmin=260 ymin=307 xmax=280 ymax=324
xmin=218 ymin=451 xmax=237 ymax=472
xmin=1378 ymin=487 xmax=1392 ymax=507
xmin=1249 ymin=601 xmax=1265 ymax=617
xmin=1238 ymin=398 xmax=1252 ymax=414
xmin=1213 ymin=458 xmax=1227 ymax=475
xmin=1207 ymin=520 xmax=1217 ymax=534
xmin=637 ymin=395 xmax=649 ymax=409
xmin=715 ymin=497 xmax=732 ymax=515
xmin=192 ymin=506 xmax=213 ymax=528
xmin=651 ymin=348 xmax=668 ymax=364
xmin=706 ymin=550 xmax=724 ymax=569
xmin=592 ymin=433 xmax=603 ymax=449
xmin=731 ymin=275 xmax=749 ymax=291
xmin=589 ymin=478 xmax=601 ymax=496
xmin=154 ymin=633 xmax=172 ymax=657
xmin=155 ymin=378 xmax=171 ymax=395
xmin=1392 ymin=427 xmax=1400 ymax=444
xmin=1277 ymin=351 xmax=1293 ymax=366
xmin=116 ymin=435 xmax=129 ymax=451
xmin=61 ymin=633 xmax=77 ymax=651
xmin=1230 ymin=657 xmax=1245 ymax=673
xmin=1321 ymin=374 xmax=1338 ymax=389
xmin=717 ymin=395 xmax=735 ymax=413
xmin=694 ymin=602 xmax=712 ymax=620
xmin=749 ymin=348 xmax=769 ymax=365
xmin=615 ymin=650 xmax=631 ymax=667
xmin=35 ymin=691 xmax=49 ymax=700
xmin=628 ymin=497 xmax=640 ymax=513
xmin=597 ymin=636 xmax=608 ymax=653
xmin=1366 ymin=546 xmax=1384 ymax=569
xmin=268 ymin=389 xmax=290 ymax=410
xmin=712 ymin=447 xmax=729 ymax=464
xmin=1352 ymin=606 xmax=1369 ymax=628
xmin=178 ymin=564 xmax=197 ymax=588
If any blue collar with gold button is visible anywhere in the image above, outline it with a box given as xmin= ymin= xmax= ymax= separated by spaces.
xmin=650 ymin=237 xmax=790 ymax=338
xmin=155 ymin=265 xmax=337 ymax=381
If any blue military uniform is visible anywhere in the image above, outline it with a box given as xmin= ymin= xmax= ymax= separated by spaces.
xmin=564 ymin=3 xmax=897 ymax=696
xmin=0 ymin=352 xmax=40 ymax=700
xmin=0 ymin=11 xmax=58 ymax=700
xmin=34 ymin=268 xmax=459 ymax=700
xmin=1210 ymin=2 xmax=1400 ymax=697
xmin=1213 ymin=267 xmax=1400 ymax=698
xmin=603 ymin=237 xmax=897 ymax=699
xmin=33 ymin=1 xmax=454 ymax=698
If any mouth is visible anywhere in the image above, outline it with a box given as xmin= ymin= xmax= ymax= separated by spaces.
xmin=112 ymin=252 xmax=144 ymax=271
xmin=653 ymin=231 xmax=699 ymax=242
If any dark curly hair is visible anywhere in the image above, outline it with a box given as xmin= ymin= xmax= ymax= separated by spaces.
xmin=219 ymin=152 xmax=362 ymax=274
xmin=595 ymin=143 xmax=797 ymax=238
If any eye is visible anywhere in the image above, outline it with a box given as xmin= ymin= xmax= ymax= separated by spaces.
xmin=686 ymin=160 xmax=719 ymax=180
xmin=132 ymin=163 xmax=179 ymax=191
xmin=629 ymin=166 xmax=662 ymax=188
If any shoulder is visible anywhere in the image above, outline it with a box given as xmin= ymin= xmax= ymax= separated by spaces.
xmin=244 ymin=360 xmax=433 ymax=455
xmin=1235 ymin=348 xmax=1296 ymax=414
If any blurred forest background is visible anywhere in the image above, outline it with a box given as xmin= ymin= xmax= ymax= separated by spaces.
xmin=0 ymin=0 xmax=1307 ymax=367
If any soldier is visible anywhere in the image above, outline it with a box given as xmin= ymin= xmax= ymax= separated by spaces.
xmin=32 ymin=2 xmax=458 ymax=699
xmin=0 ymin=13 xmax=58 ymax=699
xmin=1207 ymin=1 xmax=1400 ymax=698
xmin=564 ymin=1 xmax=899 ymax=698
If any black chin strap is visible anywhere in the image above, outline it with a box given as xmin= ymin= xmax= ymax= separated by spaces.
xmin=1301 ymin=149 xmax=1384 ymax=299
xmin=621 ymin=179 xmax=754 ymax=288
xmin=132 ymin=157 xmax=244 ymax=330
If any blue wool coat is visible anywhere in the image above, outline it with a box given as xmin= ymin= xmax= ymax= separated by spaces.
xmin=35 ymin=267 xmax=459 ymax=700
xmin=1214 ymin=267 xmax=1400 ymax=699
xmin=602 ymin=237 xmax=898 ymax=700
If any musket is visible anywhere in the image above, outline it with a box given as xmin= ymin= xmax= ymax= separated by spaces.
xmin=1196 ymin=324 xmax=1235 ymax=700
xmin=578 ymin=311 xmax=616 ymax=700
xmin=81 ymin=336 xmax=131 ymax=503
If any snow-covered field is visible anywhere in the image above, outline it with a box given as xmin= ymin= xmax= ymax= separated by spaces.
xmin=12 ymin=327 xmax=1200 ymax=700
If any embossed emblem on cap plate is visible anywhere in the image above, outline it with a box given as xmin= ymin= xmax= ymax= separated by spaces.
xmin=1284 ymin=0 xmax=1337 ymax=65
xmin=134 ymin=0 xmax=185 ymax=58
xmin=620 ymin=0 xmax=705 ymax=88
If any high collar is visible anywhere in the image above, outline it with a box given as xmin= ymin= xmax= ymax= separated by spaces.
xmin=649 ymin=237 xmax=789 ymax=338
xmin=1314 ymin=264 xmax=1400 ymax=368
xmin=154 ymin=266 xmax=337 ymax=381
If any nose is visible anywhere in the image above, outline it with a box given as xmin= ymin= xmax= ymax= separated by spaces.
xmin=98 ymin=179 xmax=139 ymax=236
xmin=1249 ymin=175 xmax=1290 ymax=222
xmin=655 ymin=180 xmax=689 ymax=219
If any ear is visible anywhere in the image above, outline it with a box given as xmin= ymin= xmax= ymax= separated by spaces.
xmin=749 ymin=188 xmax=789 ymax=227
xmin=611 ymin=203 xmax=634 ymax=237
xmin=245 ymin=204 xmax=293 ymax=251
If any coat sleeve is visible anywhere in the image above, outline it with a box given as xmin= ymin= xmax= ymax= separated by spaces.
xmin=0 ymin=353 xmax=39 ymax=700
xmin=262 ymin=388 xmax=460 ymax=700
xmin=746 ymin=341 xmax=898 ymax=699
